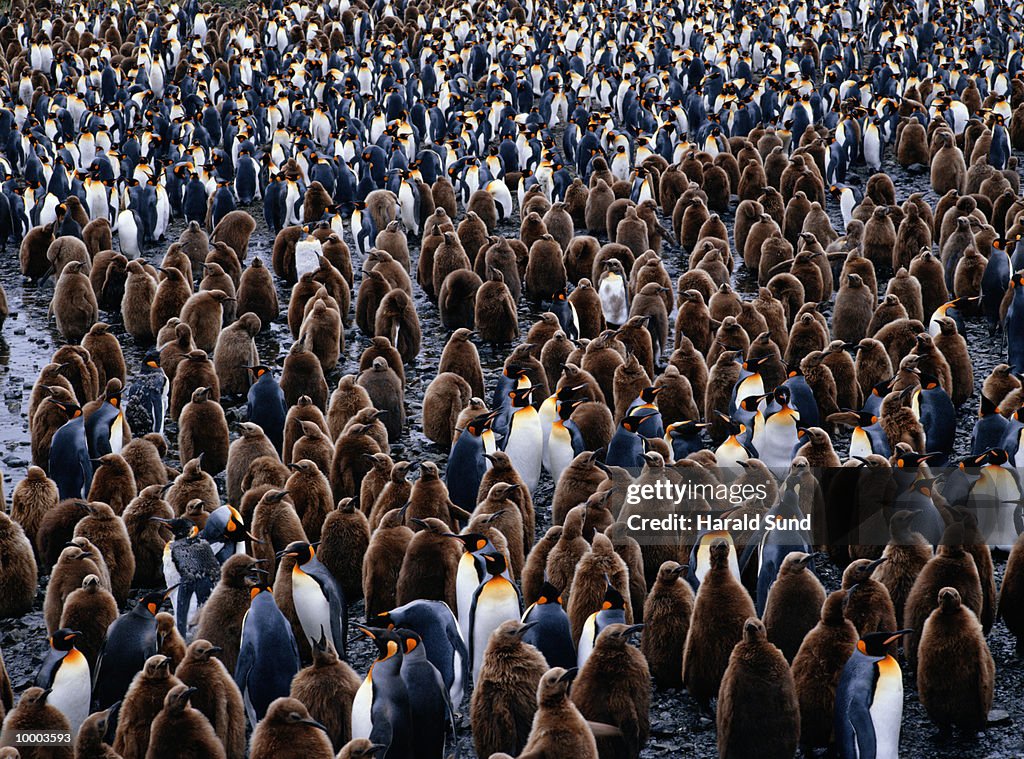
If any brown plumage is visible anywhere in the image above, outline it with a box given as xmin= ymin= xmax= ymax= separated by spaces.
xmin=917 ymin=587 xmax=994 ymax=732
xmin=289 ymin=638 xmax=361 ymax=752
xmin=471 ymin=619 xmax=548 ymax=755
xmin=717 ymin=618 xmax=800 ymax=759
xmin=284 ymin=460 xmax=332 ymax=542
xmin=520 ymin=668 xmax=598 ymax=759
xmin=122 ymin=484 xmax=174 ymax=589
xmin=641 ymin=561 xmax=693 ymax=689
xmin=194 ymin=554 xmax=263 ymax=674
xmin=74 ymin=706 xmax=120 ymax=759
xmin=544 ymin=505 xmax=589 ymax=600
xmin=1000 ymin=531 xmax=1024 ymax=655
xmin=874 ymin=510 xmax=933 ymax=626
xmin=522 ymin=525 xmax=562 ymax=607
xmin=146 ymin=683 xmax=226 ymax=759
xmin=44 ymin=540 xmax=110 ymax=633
xmin=155 ymin=612 xmax=187 ymax=670
xmin=566 ymin=533 xmax=632 ymax=643
xmin=113 ymin=656 xmax=182 ymax=759
xmin=82 ymin=455 xmax=136 ymax=523
xmin=572 ymin=623 xmax=650 ymax=759
xmin=165 ymin=458 xmax=218 ymax=516
xmin=121 ymin=261 xmax=159 ymax=343
xmin=248 ymin=698 xmax=333 ymax=759
xmin=362 ymin=508 xmax=414 ymax=617
xmin=73 ymin=502 xmax=133 ymax=606
xmin=840 ymin=558 xmax=898 ymax=647
xmin=59 ymin=574 xmax=117 ymax=672
xmin=422 ymin=372 xmax=472 ymax=448
xmin=792 ymin=590 xmax=859 ymax=751
xmin=763 ymin=551 xmax=826 ymax=663
xmin=0 ymin=687 xmax=71 ymax=759
xmin=396 ymin=517 xmax=460 ymax=610
xmin=225 ymin=423 xmax=277 ymax=506
xmin=682 ymin=539 xmax=756 ymax=711
xmin=251 ymin=490 xmax=307 ymax=579
xmin=82 ymin=322 xmax=127 ymax=388
xmin=281 ymin=341 xmax=328 ymax=410
xmin=178 ymin=387 xmax=229 ymax=475
xmin=903 ymin=525 xmax=984 ymax=666
xmin=174 ymin=640 xmax=245 ymax=759
xmin=10 ymin=465 xmax=57 ymax=557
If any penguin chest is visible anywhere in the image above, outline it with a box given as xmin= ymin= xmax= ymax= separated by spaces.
xmin=547 ymin=423 xmax=574 ymax=480
xmin=869 ymin=656 xmax=903 ymax=756
xmin=49 ymin=650 xmax=91 ymax=735
xmin=850 ymin=426 xmax=876 ymax=458
xmin=599 ymin=274 xmax=628 ymax=325
xmin=505 ymin=408 xmax=543 ymax=489
xmin=294 ymin=239 xmax=322 ymax=279
xmin=472 ymin=579 xmax=520 ymax=673
xmin=292 ymin=569 xmax=331 ymax=644
xmin=109 ymin=412 xmax=125 ymax=454
xmin=455 ymin=553 xmax=479 ymax=641
xmin=577 ymin=612 xmax=598 ymax=668
xmin=351 ymin=672 xmax=374 ymax=739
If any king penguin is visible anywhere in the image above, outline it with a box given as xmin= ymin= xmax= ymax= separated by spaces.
xmin=48 ymin=400 xmax=93 ymax=500
xmin=351 ymin=626 xmax=413 ymax=758
xmin=93 ymin=587 xmax=176 ymax=709
xmin=35 ymin=628 xmax=91 ymax=737
xmin=469 ymin=551 xmax=522 ymax=684
xmin=85 ymin=382 xmax=128 ymax=458
xmin=375 ymin=598 xmax=469 ymax=708
xmin=280 ymin=540 xmax=348 ymax=659
xmin=235 ymin=583 xmax=301 ymax=725
xmin=576 ymin=580 xmax=628 ymax=669
xmin=502 ymin=385 xmax=544 ymax=493
xmin=834 ymin=630 xmax=913 ymax=759
xmin=446 ymin=410 xmax=501 ymax=515
xmin=521 ymin=581 xmax=576 ymax=668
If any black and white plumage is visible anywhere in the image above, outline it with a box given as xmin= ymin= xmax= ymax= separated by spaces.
xmin=123 ymin=350 xmax=168 ymax=436
xmin=157 ymin=518 xmax=222 ymax=636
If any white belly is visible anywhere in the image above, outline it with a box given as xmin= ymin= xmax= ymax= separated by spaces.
xmin=869 ymin=661 xmax=903 ymax=758
xmin=351 ymin=674 xmax=373 ymax=739
xmin=455 ymin=555 xmax=478 ymax=643
xmin=505 ymin=412 xmax=543 ymax=492
xmin=292 ymin=570 xmax=332 ymax=646
xmin=49 ymin=654 xmax=91 ymax=737
xmin=471 ymin=581 xmax=521 ymax=682
xmin=577 ymin=613 xmax=597 ymax=669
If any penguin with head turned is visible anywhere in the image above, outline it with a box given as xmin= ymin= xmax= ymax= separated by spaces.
xmin=278 ymin=540 xmax=348 ymax=660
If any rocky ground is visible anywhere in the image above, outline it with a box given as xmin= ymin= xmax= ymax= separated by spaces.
xmin=0 ymin=147 xmax=1022 ymax=757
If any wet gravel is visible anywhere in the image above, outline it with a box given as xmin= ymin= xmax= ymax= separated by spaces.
xmin=0 ymin=145 xmax=1022 ymax=758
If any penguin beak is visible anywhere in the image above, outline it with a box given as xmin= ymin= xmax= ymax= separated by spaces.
xmin=883 ymin=629 xmax=914 ymax=645
xmin=302 ymin=716 xmax=330 ymax=732
xmin=866 ymin=556 xmax=889 ymax=573
xmin=557 ymin=667 xmax=578 ymax=683
xmin=366 ymin=744 xmax=388 ymax=756
xmin=624 ymin=623 xmax=645 ymax=637
xmin=513 ymin=621 xmax=538 ymax=638
xmin=161 ymin=585 xmax=179 ymax=598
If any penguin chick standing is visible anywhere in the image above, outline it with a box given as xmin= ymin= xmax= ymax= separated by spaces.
xmin=470 ymin=620 xmax=548 ymax=758
xmin=571 ymin=623 xmax=650 ymax=759
xmin=641 ymin=561 xmax=693 ymax=689
xmin=520 ymin=668 xmax=598 ymax=759
xmin=717 ymin=618 xmax=800 ymax=759
xmin=147 ymin=684 xmax=226 ymax=759
xmin=682 ymin=539 xmax=756 ymax=713
xmin=917 ymin=586 xmax=994 ymax=733
xmin=249 ymin=697 xmax=333 ymax=759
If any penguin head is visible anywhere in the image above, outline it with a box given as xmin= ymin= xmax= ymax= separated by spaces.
xmin=480 ymin=550 xmax=509 ymax=576
xmin=49 ymin=628 xmax=80 ymax=652
xmin=937 ymin=586 xmax=962 ymax=613
xmin=442 ymin=532 xmax=490 ymax=554
xmin=356 ymin=626 xmax=403 ymax=661
xmin=741 ymin=617 xmax=766 ymax=643
xmin=657 ymin=561 xmax=687 ymax=584
xmin=279 ymin=540 xmax=316 ymax=565
xmin=538 ymin=666 xmax=578 ymax=704
xmin=47 ymin=397 xmax=82 ymax=418
xmin=857 ymin=630 xmax=912 ymax=657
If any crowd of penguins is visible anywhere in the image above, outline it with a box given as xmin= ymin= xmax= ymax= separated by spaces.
xmin=1 ymin=0 xmax=1024 ymax=756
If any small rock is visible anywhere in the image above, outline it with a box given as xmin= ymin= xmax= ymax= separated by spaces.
xmin=987 ymin=708 xmax=1012 ymax=726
